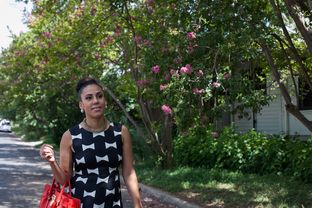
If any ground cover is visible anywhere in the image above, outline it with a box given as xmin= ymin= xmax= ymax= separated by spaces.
xmin=136 ymin=166 xmax=312 ymax=208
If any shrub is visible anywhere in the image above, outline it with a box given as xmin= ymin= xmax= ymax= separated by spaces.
xmin=173 ymin=126 xmax=312 ymax=182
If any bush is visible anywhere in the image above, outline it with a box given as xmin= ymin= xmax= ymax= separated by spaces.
xmin=173 ymin=126 xmax=312 ymax=182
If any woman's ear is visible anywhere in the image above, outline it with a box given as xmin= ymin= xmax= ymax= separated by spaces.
xmin=79 ymin=102 xmax=83 ymax=112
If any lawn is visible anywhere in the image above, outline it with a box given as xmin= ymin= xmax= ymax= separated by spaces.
xmin=135 ymin=165 xmax=312 ymax=208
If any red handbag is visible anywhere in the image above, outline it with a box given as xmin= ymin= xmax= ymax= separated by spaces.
xmin=39 ymin=178 xmax=81 ymax=208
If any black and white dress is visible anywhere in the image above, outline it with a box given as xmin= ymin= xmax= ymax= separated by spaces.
xmin=69 ymin=122 xmax=123 ymax=208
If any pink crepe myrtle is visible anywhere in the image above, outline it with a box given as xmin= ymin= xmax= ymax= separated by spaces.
xmin=160 ymin=84 xmax=167 ymax=91
xmin=114 ymin=25 xmax=121 ymax=36
xmin=187 ymin=45 xmax=194 ymax=53
xmin=223 ymin=72 xmax=231 ymax=80
xmin=196 ymin=70 xmax=204 ymax=77
xmin=161 ymin=104 xmax=172 ymax=115
xmin=192 ymin=88 xmax=205 ymax=95
xmin=211 ymin=82 xmax=221 ymax=88
xmin=134 ymin=35 xmax=142 ymax=44
xmin=42 ymin=31 xmax=52 ymax=38
xmin=187 ymin=32 xmax=196 ymax=40
xmin=151 ymin=65 xmax=160 ymax=73
xmin=164 ymin=73 xmax=171 ymax=81
xmin=136 ymin=79 xmax=149 ymax=87
xmin=180 ymin=64 xmax=192 ymax=74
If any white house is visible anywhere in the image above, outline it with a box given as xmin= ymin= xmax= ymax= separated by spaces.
xmin=233 ymin=78 xmax=312 ymax=136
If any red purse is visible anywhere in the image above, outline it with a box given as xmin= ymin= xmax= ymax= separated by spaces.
xmin=39 ymin=178 xmax=80 ymax=208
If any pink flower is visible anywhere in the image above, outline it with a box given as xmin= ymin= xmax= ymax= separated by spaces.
xmin=223 ymin=72 xmax=231 ymax=80
xmin=143 ymin=39 xmax=151 ymax=47
xmin=187 ymin=32 xmax=196 ymax=40
xmin=160 ymin=84 xmax=167 ymax=91
xmin=137 ymin=79 xmax=149 ymax=87
xmin=151 ymin=65 xmax=160 ymax=73
xmin=115 ymin=25 xmax=121 ymax=36
xmin=134 ymin=35 xmax=142 ymax=44
xmin=193 ymin=88 xmax=205 ymax=95
xmin=211 ymin=82 xmax=221 ymax=88
xmin=161 ymin=104 xmax=172 ymax=115
xmin=164 ymin=73 xmax=171 ymax=81
xmin=180 ymin=64 xmax=192 ymax=74
xmin=188 ymin=45 xmax=194 ymax=53
xmin=197 ymin=70 xmax=204 ymax=77
xmin=42 ymin=31 xmax=52 ymax=38
xmin=94 ymin=52 xmax=101 ymax=60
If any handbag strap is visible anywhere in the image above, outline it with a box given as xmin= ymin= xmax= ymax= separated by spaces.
xmin=54 ymin=178 xmax=73 ymax=206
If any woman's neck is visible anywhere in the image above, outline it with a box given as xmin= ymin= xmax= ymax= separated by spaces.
xmin=83 ymin=116 xmax=108 ymax=132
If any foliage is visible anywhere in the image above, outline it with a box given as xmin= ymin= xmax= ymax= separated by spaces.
xmin=0 ymin=0 xmax=311 ymax=168
xmin=174 ymin=126 xmax=312 ymax=182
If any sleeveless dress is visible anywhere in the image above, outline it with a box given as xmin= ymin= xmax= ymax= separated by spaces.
xmin=69 ymin=122 xmax=123 ymax=208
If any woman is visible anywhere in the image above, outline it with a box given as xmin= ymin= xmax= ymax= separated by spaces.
xmin=40 ymin=76 xmax=143 ymax=208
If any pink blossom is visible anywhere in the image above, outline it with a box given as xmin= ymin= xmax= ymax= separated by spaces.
xmin=197 ymin=70 xmax=204 ymax=77
xmin=164 ymin=73 xmax=171 ymax=81
xmin=160 ymin=84 xmax=167 ymax=91
xmin=223 ymin=72 xmax=231 ymax=80
xmin=100 ymin=36 xmax=114 ymax=48
xmin=188 ymin=45 xmax=194 ymax=53
xmin=187 ymin=32 xmax=196 ymax=40
xmin=161 ymin=104 xmax=172 ymax=115
xmin=193 ymin=88 xmax=205 ymax=95
xmin=137 ymin=79 xmax=149 ymax=87
xmin=42 ymin=31 xmax=52 ymax=38
xmin=180 ymin=64 xmax=192 ymax=74
xmin=115 ymin=25 xmax=121 ymax=36
xmin=134 ymin=35 xmax=142 ymax=44
xmin=211 ymin=82 xmax=221 ymax=88
xmin=143 ymin=39 xmax=151 ymax=47
xmin=94 ymin=52 xmax=101 ymax=60
xmin=151 ymin=65 xmax=160 ymax=73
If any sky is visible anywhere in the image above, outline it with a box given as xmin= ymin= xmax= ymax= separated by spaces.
xmin=0 ymin=0 xmax=33 ymax=50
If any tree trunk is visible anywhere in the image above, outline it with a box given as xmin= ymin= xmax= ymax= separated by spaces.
xmin=261 ymin=41 xmax=312 ymax=132
xmin=284 ymin=0 xmax=312 ymax=55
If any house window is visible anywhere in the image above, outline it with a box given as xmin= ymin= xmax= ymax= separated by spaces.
xmin=298 ymin=78 xmax=312 ymax=110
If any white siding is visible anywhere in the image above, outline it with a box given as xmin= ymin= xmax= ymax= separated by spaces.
xmin=233 ymin=108 xmax=253 ymax=133
xmin=255 ymin=94 xmax=283 ymax=134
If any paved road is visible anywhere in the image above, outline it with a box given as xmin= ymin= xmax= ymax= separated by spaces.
xmin=0 ymin=132 xmax=178 ymax=208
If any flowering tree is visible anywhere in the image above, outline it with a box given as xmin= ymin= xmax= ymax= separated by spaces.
xmin=4 ymin=0 xmax=309 ymax=168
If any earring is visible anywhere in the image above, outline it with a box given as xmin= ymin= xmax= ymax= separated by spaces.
xmin=80 ymin=109 xmax=84 ymax=113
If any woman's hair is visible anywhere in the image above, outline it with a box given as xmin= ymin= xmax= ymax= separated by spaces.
xmin=76 ymin=76 xmax=103 ymax=100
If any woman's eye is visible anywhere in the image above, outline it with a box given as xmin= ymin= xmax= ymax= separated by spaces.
xmin=98 ymin=94 xmax=103 ymax=98
xmin=85 ymin=96 xmax=92 ymax=100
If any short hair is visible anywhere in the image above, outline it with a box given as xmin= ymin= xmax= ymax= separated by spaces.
xmin=76 ymin=76 xmax=103 ymax=100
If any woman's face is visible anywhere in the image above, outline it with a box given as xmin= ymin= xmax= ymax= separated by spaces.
xmin=79 ymin=84 xmax=106 ymax=119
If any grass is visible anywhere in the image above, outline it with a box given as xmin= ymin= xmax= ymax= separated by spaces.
xmin=135 ymin=164 xmax=312 ymax=208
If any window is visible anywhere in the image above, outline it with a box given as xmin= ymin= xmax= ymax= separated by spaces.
xmin=298 ymin=78 xmax=312 ymax=110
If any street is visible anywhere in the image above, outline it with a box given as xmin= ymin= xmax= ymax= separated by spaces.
xmin=0 ymin=132 xmax=178 ymax=208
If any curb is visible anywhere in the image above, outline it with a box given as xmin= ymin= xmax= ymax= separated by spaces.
xmin=139 ymin=183 xmax=202 ymax=208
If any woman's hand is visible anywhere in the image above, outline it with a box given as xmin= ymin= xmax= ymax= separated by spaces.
xmin=39 ymin=144 xmax=55 ymax=163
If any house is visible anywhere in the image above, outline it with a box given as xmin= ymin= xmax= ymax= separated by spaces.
xmin=233 ymin=78 xmax=312 ymax=136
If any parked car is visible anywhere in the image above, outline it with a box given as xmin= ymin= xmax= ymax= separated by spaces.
xmin=0 ymin=119 xmax=11 ymax=132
